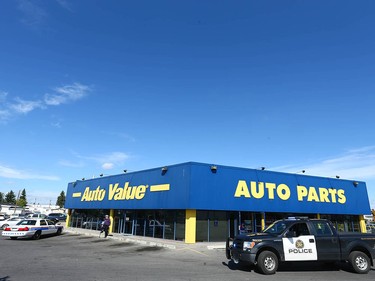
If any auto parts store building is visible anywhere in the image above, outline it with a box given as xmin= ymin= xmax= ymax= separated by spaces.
xmin=64 ymin=162 xmax=372 ymax=243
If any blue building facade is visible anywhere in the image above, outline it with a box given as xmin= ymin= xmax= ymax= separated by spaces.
xmin=65 ymin=162 xmax=371 ymax=243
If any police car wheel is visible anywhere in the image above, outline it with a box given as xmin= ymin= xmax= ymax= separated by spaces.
xmin=33 ymin=231 xmax=42 ymax=240
xmin=349 ymin=251 xmax=370 ymax=274
xmin=257 ymin=251 xmax=278 ymax=275
xmin=225 ymin=238 xmax=232 ymax=259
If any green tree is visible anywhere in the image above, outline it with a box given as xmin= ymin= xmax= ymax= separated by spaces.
xmin=0 ymin=192 xmax=4 ymax=203
xmin=5 ymin=190 xmax=16 ymax=204
xmin=56 ymin=191 xmax=66 ymax=208
xmin=19 ymin=189 xmax=27 ymax=203
xmin=16 ymin=189 xmax=28 ymax=207
xmin=16 ymin=198 xmax=27 ymax=207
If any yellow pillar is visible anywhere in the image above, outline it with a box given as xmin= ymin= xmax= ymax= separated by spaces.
xmin=185 ymin=209 xmax=196 ymax=244
xmin=359 ymin=215 xmax=367 ymax=233
xmin=261 ymin=213 xmax=265 ymax=230
xmin=65 ymin=209 xmax=71 ymax=227
xmin=317 ymin=213 xmax=321 ymax=219
xmin=109 ymin=209 xmax=115 ymax=234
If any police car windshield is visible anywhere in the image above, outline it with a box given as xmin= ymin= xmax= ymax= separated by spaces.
xmin=263 ymin=220 xmax=291 ymax=235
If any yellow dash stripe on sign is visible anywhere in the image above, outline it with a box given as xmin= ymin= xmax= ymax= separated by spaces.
xmin=150 ymin=184 xmax=170 ymax=192
xmin=73 ymin=192 xmax=82 ymax=197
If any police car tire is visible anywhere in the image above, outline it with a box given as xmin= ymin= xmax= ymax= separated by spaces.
xmin=257 ymin=251 xmax=278 ymax=275
xmin=349 ymin=251 xmax=370 ymax=274
xmin=56 ymin=228 xmax=62 ymax=235
xmin=225 ymin=238 xmax=231 ymax=259
xmin=33 ymin=230 xmax=42 ymax=240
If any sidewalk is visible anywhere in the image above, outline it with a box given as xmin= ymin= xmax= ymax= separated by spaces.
xmin=63 ymin=226 xmax=226 ymax=251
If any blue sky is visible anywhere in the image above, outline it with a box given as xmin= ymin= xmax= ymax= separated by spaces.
xmin=0 ymin=0 xmax=374 ymax=210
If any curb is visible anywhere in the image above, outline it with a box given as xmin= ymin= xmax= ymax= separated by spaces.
xmin=64 ymin=227 xmax=225 ymax=251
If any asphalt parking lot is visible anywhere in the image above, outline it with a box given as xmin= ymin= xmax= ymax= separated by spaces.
xmin=0 ymin=229 xmax=374 ymax=281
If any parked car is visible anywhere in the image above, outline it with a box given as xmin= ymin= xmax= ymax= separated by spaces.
xmin=47 ymin=213 xmax=67 ymax=222
xmin=27 ymin=213 xmax=48 ymax=219
xmin=0 ymin=217 xmax=24 ymax=230
xmin=0 ymin=214 xmax=10 ymax=221
xmin=366 ymin=223 xmax=375 ymax=234
xmin=2 ymin=218 xmax=63 ymax=240
xmin=9 ymin=214 xmax=26 ymax=219
xmin=82 ymin=220 xmax=102 ymax=230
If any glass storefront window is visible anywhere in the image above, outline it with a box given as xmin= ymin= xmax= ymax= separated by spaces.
xmin=68 ymin=209 xmax=363 ymax=244
xmin=320 ymin=214 xmax=360 ymax=232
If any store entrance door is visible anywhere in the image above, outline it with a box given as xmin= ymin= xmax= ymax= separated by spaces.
xmin=238 ymin=212 xmax=263 ymax=234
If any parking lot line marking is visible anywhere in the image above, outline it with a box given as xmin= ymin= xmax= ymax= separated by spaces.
xmin=176 ymin=247 xmax=209 ymax=256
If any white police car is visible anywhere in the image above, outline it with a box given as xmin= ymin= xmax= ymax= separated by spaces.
xmin=2 ymin=218 xmax=63 ymax=240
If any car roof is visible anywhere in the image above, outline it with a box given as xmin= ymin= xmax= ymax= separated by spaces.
xmin=21 ymin=218 xmax=49 ymax=221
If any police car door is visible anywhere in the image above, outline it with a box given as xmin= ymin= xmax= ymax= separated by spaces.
xmin=282 ymin=222 xmax=318 ymax=261
xmin=46 ymin=219 xmax=57 ymax=234
xmin=311 ymin=221 xmax=340 ymax=260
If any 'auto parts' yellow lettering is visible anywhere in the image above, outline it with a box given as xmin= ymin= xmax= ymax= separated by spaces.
xmin=297 ymin=185 xmax=346 ymax=204
xmin=235 ymin=182 xmax=347 ymax=204
xmin=337 ymin=189 xmax=346 ymax=203
xmin=234 ymin=180 xmax=251 ymax=198
xmin=277 ymin=184 xmax=290 ymax=200
xmin=297 ymin=185 xmax=308 ymax=201
xmin=234 ymin=181 xmax=291 ymax=200
xmin=265 ymin=182 xmax=276 ymax=199
xmin=250 ymin=181 xmax=264 ymax=199
xmin=307 ymin=186 xmax=320 ymax=202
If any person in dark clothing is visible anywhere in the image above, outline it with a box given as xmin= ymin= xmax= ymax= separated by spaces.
xmin=99 ymin=215 xmax=111 ymax=238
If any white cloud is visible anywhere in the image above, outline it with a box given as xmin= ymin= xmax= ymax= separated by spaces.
xmin=0 ymin=82 xmax=91 ymax=122
xmin=274 ymin=146 xmax=375 ymax=181
xmin=17 ymin=0 xmax=47 ymax=28
xmin=102 ymin=163 xmax=114 ymax=170
xmin=44 ymin=83 xmax=90 ymax=105
xmin=59 ymin=151 xmax=129 ymax=171
xmin=0 ymin=109 xmax=11 ymax=122
xmin=9 ymin=97 xmax=44 ymax=114
xmin=273 ymin=147 xmax=375 ymax=210
xmin=89 ymin=152 xmax=129 ymax=170
xmin=0 ymin=164 xmax=59 ymax=180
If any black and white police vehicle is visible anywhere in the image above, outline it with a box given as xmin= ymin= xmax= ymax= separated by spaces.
xmin=226 ymin=217 xmax=375 ymax=274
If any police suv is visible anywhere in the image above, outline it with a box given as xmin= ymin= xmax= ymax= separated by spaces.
xmin=226 ymin=217 xmax=375 ymax=274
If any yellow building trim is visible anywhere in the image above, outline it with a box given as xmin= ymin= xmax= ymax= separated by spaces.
xmin=359 ymin=215 xmax=367 ymax=233
xmin=66 ymin=209 xmax=71 ymax=227
xmin=185 ymin=209 xmax=196 ymax=244
xmin=261 ymin=213 xmax=265 ymax=230
xmin=150 ymin=184 xmax=170 ymax=192
xmin=109 ymin=209 xmax=115 ymax=234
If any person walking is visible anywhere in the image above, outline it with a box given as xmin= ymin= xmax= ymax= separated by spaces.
xmin=99 ymin=215 xmax=111 ymax=238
